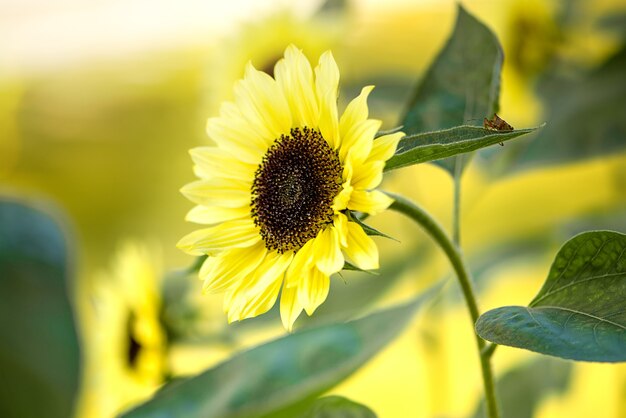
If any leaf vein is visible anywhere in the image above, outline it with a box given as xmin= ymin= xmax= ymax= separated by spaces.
xmin=569 ymin=238 xmax=616 ymax=286
xmin=536 ymin=306 xmax=626 ymax=330
xmin=542 ymin=237 xmax=588 ymax=296
xmin=531 ymin=271 xmax=626 ymax=306
xmin=613 ymin=245 xmax=626 ymax=272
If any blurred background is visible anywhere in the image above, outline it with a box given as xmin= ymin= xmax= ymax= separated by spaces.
xmin=1 ymin=0 xmax=625 ymax=417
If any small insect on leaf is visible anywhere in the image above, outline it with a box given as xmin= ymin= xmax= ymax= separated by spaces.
xmin=484 ymin=113 xmax=513 ymax=146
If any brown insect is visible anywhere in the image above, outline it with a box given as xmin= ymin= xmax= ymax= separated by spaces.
xmin=483 ymin=114 xmax=513 ymax=146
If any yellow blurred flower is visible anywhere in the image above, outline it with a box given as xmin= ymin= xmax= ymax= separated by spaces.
xmin=203 ymin=10 xmax=344 ymax=113
xmin=178 ymin=45 xmax=404 ymax=330
xmin=76 ymin=241 xmax=166 ymax=418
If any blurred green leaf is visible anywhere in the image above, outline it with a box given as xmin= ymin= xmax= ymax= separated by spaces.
xmin=300 ymin=396 xmax=376 ymax=418
xmin=0 ymin=199 xmax=80 ymax=418
xmin=599 ymin=13 xmax=626 ymax=37
xmin=316 ymin=0 xmax=348 ymax=16
xmin=120 ymin=287 xmax=438 ymax=418
xmin=505 ymin=45 xmax=626 ymax=171
xmin=476 ymin=231 xmax=626 ymax=362
xmin=401 ymin=4 xmax=503 ymax=175
xmin=472 ymin=357 xmax=572 ymax=418
xmin=385 ymin=125 xmax=538 ymax=172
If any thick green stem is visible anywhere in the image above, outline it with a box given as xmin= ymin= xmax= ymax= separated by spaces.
xmin=452 ymin=156 xmax=463 ymax=245
xmin=388 ymin=193 xmax=500 ymax=418
xmin=481 ymin=343 xmax=498 ymax=359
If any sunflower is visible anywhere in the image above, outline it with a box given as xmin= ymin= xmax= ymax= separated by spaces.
xmin=178 ymin=45 xmax=404 ymax=331
xmin=202 ymin=10 xmax=344 ymax=114
xmin=76 ymin=241 xmax=167 ymax=418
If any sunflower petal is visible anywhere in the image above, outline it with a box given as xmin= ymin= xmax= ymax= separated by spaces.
xmin=315 ymin=51 xmax=340 ymax=99
xmin=185 ymin=205 xmax=249 ymax=225
xmin=341 ymin=119 xmax=381 ymax=167
xmin=189 ymin=147 xmax=257 ymax=181
xmin=177 ymin=219 xmax=260 ymax=256
xmin=315 ymin=51 xmax=340 ymax=149
xmin=234 ymin=63 xmax=292 ymax=142
xmin=202 ymin=243 xmax=266 ymax=293
xmin=237 ymin=275 xmax=283 ymax=321
xmin=199 ymin=255 xmax=219 ymax=280
xmin=334 ymin=213 xmax=349 ymax=247
xmin=313 ymin=227 xmax=344 ymax=276
xmin=285 ymin=239 xmax=315 ymax=288
xmin=206 ymin=115 xmax=268 ymax=164
xmin=298 ymin=267 xmax=330 ymax=316
xmin=368 ymin=132 xmax=404 ymax=163
xmin=339 ymin=85 xmax=374 ymax=140
xmin=318 ymin=90 xmax=340 ymax=150
xmin=275 ymin=45 xmax=319 ymax=128
xmin=331 ymin=182 xmax=353 ymax=213
xmin=227 ymin=251 xmax=292 ymax=321
xmin=180 ymin=178 xmax=250 ymax=208
xmin=351 ymin=160 xmax=385 ymax=190
xmin=343 ymin=221 xmax=379 ymax=270
xmin=347 ymin=189 xmax=393 ymax=215
xmin=280 ymin=284 xmax=303 ymax=332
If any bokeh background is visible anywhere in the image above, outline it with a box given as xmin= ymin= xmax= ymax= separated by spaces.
xmin=1 ymin=0 xmax=625 ymax=417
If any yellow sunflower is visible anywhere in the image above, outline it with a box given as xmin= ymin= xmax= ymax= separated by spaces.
xmin=76 ymin=241 xmax=167 ymax=418
xmin=178 ymin=45 xmax=404 ymax=331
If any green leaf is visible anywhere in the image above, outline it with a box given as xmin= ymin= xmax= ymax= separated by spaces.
xmin=400 ymin=4 xmax=503 ymax=174
xmin=120 ymin=287 xmax=439 ymax=418
xmin=385 ymin=125 xmax=538 ymax=172
xmin=472 ymin=357 xmax=572 ymax=418
xmin=346 ymin=211 xmax=397 ymax=242
xmin=375 ymin=126 xmax=404 ymax=139
xmin=476 ymin=231 xmax=626 ymax=362
xmin=341 ymin=260 xmax=377 ymax=274
xmin=300 ymin=396 xmax=377 ymax=418
xmin=0 ymin=199 xmax=80 ymax=418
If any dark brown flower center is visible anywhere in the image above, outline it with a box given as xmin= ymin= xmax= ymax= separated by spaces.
xmin=251 ymin=127 xmax=343 ymax=253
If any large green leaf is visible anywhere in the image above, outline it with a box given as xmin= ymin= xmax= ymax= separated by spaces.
xmin=400 ymin=4 xmax=503 ymax=174
xmin=0 ymin=199 xmax=80 ymax=418
xmin=385 ymin=125 xmax=538 ymax=172
xmin=120 ymin=288 xmax=438 ymax=418
xmin=472 ymin=357 xmax=572 ymax=418
xmin=300 ymin=396 xmax=376 ymax=418
xmin=476 ymin=231 xmax=626 ymax=362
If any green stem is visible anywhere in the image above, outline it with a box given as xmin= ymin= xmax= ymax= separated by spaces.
xmin=481 ymin=343 xmax=498 ymax=359
xmin=452 ymin=156 xmax=463 ymax=245
xmin=388 ymin=193 xmax=500 ymax=418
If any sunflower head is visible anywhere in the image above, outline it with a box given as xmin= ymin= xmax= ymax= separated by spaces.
xmin=178 ymin=45 xmax=404 ymax=331
xmin=76 ymin=241 xmax=166 ymax=418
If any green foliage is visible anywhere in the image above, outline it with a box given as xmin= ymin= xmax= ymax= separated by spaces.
xmin=400 ymin=4 xmax=503 ymax=175
xmin=0 ymin=200 xmax=80 ymax=418
xmin=385 ymin=125 xmax=538 ymax=171
xmin=346 ymin=211 xmax=397 ymax=242
xmin=472 ymin=357 xmax=572 ymax=418
xmin=476 ymin=231 xmax=626 ymax=362
xmin=120 ymin=289 xmax=436 ymax=418
xmin=300 ymin=396 xmax=377 ymax=418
